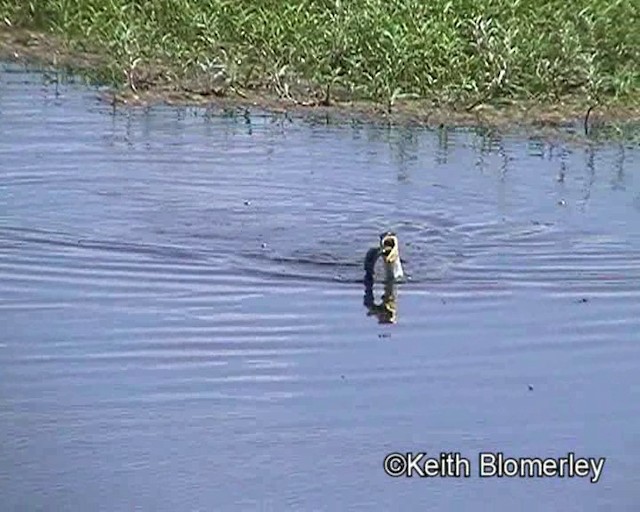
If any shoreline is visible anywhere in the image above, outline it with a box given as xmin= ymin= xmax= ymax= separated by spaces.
xmin=2 ymin=26 xmax=639 ymax=138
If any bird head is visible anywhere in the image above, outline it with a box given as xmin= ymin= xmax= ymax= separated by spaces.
xmin=380 ymin=232 xmax=400 ymax=265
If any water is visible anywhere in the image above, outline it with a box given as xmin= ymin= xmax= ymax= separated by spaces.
xmin=1 ymin=63 xmax=639 ymax=511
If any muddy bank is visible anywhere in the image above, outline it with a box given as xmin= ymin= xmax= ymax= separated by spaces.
xmin=2 ymin=27 xmax=638 ymax=137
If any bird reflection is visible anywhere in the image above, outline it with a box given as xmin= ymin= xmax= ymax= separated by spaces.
xmin=363 ymin=276 xmax=398 ymax=324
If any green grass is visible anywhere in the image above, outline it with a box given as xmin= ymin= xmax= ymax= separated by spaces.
xmin=1 ymin=0 xmax=638 ymax=107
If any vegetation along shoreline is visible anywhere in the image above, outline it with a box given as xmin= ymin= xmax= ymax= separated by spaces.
xmin=1 ymin=0 xmax=638 ymax=134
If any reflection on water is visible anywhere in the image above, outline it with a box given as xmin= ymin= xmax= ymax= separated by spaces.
xmin=363 ymin=280 xmax=398 ymax=324
xmin=1 ymin=61 xmax=640 ymax=511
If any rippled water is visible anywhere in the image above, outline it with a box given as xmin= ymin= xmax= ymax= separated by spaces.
xmin=2 ymin=63 xmax=640 ymax=511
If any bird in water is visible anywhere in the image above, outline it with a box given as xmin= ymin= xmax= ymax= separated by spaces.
xmin=364 ymin=231 xmax=404 ymax=283
xmin=363 ymin=232 xmax=403 ymax=324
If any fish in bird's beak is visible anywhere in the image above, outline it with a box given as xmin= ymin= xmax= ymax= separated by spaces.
xmin=380 ymin=232 xmax=399 ymax=264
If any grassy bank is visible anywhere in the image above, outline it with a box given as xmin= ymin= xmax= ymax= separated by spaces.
xmin=1 ymin=0 xmax=638 ymax=113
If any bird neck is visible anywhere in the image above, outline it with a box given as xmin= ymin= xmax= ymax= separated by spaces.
xmin=385 ymin=256 xmax=404 ymax=281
